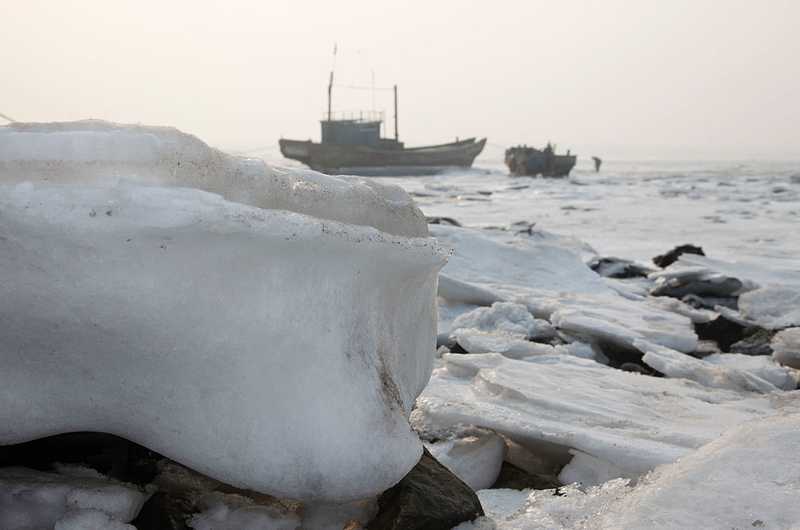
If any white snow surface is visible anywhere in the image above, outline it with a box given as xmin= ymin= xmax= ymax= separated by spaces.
xmin=4 ymin=124 xmax=800 ymax=528
xmin=0 ymin=121 xmax=449 ymax=503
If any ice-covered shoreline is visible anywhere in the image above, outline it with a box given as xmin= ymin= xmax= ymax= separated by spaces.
xmin=2 ymin=122 xmax=800 ymax=529
xmin=399 ymin=158 xmax=800 ymax=529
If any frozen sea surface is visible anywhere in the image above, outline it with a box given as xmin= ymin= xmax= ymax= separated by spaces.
xmin=372 ymin=156 xmax=800 ymax=530
xmin=361 ymin=158 xmax=800 ymax=271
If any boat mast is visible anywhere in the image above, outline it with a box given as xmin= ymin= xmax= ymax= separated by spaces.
xmin=327 ymin=43 xmax=337 ymax=121
xmin=394 ymin=84 xmax=398 ymax=141
xmin=328 ymin=71 xmax=333 ymax=121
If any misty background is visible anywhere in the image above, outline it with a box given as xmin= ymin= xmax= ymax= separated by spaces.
xmin=2 ymin=0 xmax=798 ymax=161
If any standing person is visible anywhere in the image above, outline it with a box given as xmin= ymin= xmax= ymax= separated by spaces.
xmin=592 ymin=156 xmax=602 ymax=172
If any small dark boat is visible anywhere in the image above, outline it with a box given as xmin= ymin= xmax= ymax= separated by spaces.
xmin=280 ymin=74 xmax=485 ymax=176
xmin=505 ymin=143 xmax=576 ymax=177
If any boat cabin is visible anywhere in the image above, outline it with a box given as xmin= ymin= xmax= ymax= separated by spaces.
xmin=321 ymin=111 xmax=404 ymax=151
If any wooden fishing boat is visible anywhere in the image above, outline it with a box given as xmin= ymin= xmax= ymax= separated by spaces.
xmin=280 ymin=74 xmax=485 ymax=176
xmin=280 ymin=134 xmax=486 ymax=176
xmin=505 ymin=144 xmax=577 ymax=177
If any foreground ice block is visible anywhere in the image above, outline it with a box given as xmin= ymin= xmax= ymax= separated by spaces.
xmin=0 ymin=121 xmax=449 ymax=503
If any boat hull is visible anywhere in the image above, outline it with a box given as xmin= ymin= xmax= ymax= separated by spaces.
xmin=280 ymin=138 xmax=486 ymax=176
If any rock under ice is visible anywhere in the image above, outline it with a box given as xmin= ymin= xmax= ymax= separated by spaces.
xmin=0 ymin=121 xmax=450 ymax=503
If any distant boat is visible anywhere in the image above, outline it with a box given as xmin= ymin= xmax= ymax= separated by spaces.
xmin=280 ymin=73 xmax=485 ymax=176
xmin=505 ymin=144 xmax=577 ymax=177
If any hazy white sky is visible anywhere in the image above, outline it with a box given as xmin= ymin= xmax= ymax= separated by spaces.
xmin=2 ymin=0 xmax=798 ymax=160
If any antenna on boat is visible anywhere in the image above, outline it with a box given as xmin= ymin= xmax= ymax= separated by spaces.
xmin=394 ymin=84 xmax=398 ymax=141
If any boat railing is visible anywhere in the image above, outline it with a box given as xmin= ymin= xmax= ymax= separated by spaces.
xmin=321 ymin=110 xmax=384 ymax=124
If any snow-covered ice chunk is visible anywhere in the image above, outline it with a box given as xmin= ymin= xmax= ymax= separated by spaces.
xmin=438 ymin=274 xmax=508 ymax=306
xmin=592 ymin=412 xmax=800 ymax=529
xmin=772 ymin=327 xmax=800 ymax=369
xmin=738 ymin=285 xmax=800 ymax=329
xmin=0 ymin=466 xmax=147 ymax=530
xmin=412 ymin=353 xmax=800 ymax=488
xmin=470 ymin=415 xmax=800 ymax=529
xmin=430 ymin=224 xmax=701 ymax=355
xmin=430 ymin=224 xmax=612 ymax=297
xmin=454 ymin=328 xmax=552 ymax=358
xmin=474 ymin=488 xmax=532 ymax=525
xmin=464 ymin=414 xmax=800 ymax=530
xmin=518 ymin=291 xmax=698 ymax=353
xmin=424 ymin=428 xmax=507 ymax=491
xmin=0 ymin=121 xmax=449 ymax=503
xmin=666 ymin=253 xmax=800 ymax=291
xmin=452 ymin=302 xmax=557 ymax=340
xmin=637 ymin=340 xmax=796 ymax=393
xmin=451 ymin=326 xmax=602 ymax=362
xmin=0 ymin=120 xmax=428 ymax=238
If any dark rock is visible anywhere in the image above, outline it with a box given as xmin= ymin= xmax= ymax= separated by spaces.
xmin=652 ymin=277 xmax=743 ymax=299
xmin=426 ymin=216 xmax=462 ymax=227
xmin=598 ymin=343 xmax=644 ymax=368
xmin=730 ymin=328 xmax=779 ymax=356
xmin=436 ymin=333 xmax=457 ymax=349
xmin=367 ymin=448 xmax=484 ymax=530
xmin=619 ymin=362 xmax=651 ymax=375
xmin=132 ymin=491 xmax=200 ymax=530
xmin=513 ymin=222 xmax=537 ymax=236
xmin=695 ymin=315 xmax=746 ymax=352
xmin=594 ymin=343 xmax=665 ymax=376
xmin=448 ymin=342 xmax=468 ymax=354
xmin=681 ymin=293 xmax=739 ymax=311
xmin=690 ymin=340 xmax=722 ymax=358
xmin=653 ymin=244 xmax=705 ymax=268
xmin=589 ymin=257 xmax=650 ymax=279
xmin=491 ymin=461 xmax=560 ymax=490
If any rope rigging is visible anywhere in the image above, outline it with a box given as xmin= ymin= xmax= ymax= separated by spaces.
xmin=332 ymin=84 xmax=394 ymax=92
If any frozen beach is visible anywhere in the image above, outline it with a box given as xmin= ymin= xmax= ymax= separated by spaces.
xmin=2 ymin=123 xmax=800 ymax=529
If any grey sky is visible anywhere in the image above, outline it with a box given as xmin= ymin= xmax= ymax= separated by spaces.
xmin=2 ymin=0 xmax=798 ymax=159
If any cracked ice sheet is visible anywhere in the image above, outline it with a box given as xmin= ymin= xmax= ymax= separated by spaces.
xmin=463 ymin=413 xmax=800 ymax=530
xmin=412 ymin=353 xmax=800 ymax=488
xmin=519 ymin=291 xmax=699 ymax=353
xmin=431 ymin=224 xmax=700 ymax=353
